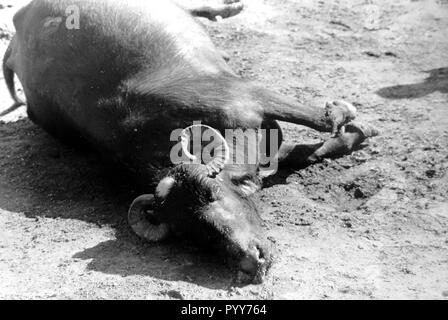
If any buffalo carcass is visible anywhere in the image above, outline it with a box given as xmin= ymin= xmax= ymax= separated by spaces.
xmin=3 ymin=0 xmax=378 ymax=283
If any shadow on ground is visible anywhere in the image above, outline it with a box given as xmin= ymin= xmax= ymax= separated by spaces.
xmin=0 ymin=119 xmax=234 ymax=290
xmin=376 ymin=67 xmax=448 ymax=99
xmin=72 ymin=237 xmax=234 ymax=289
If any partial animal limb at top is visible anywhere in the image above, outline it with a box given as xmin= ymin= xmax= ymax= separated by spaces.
xmin=1 ymin=41 xmax=26 ymax=117
xmin=277 ymin=122 xmax=379 ymax=169
xmin=177 ymin=0 xmax=244 ymax=21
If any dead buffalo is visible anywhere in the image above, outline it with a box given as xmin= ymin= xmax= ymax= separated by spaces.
xmin=3 ymin=0 xmax=378 ymax=283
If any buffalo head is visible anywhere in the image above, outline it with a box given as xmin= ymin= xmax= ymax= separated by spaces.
xmin=128 ymin=125 xmax=273 ymax=283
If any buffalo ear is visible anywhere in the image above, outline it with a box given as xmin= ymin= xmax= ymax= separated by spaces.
xmin=128 ymin=194 xmax=169 ymax=242
xmin=231 ymin=174 xmax=261 ymax=197
xmin=155 ymin=176 xmax=176 ymax=199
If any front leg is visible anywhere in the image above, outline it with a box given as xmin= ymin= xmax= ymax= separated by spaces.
xmin=252 ymin=85 xmax=357 ymax=135
xmin=277 ymin=122 xmax=379 ymax=169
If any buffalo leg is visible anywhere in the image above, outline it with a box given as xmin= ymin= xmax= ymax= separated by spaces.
xmin=257 ymin=93 xmax=377 ymax=171
xmin=276 ymin=122 xmax=378 ymax=169
xmin=252 ymin=85 xmax=358 ymax=135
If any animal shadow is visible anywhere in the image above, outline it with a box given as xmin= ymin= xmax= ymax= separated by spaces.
xmin=0 ymin=119 xmax=235 ymax=290
xmin=376 ymin=67 xmax=448 ymax=99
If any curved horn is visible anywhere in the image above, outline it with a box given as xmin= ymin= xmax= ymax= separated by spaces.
xmin=180 ymin=124 xmax=230 ymax=176
xmin=128 ymin=194 xmax=169 ymax=242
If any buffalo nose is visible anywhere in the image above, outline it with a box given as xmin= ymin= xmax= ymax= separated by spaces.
xmin=239 ymin=244 xmax=268 ymax=281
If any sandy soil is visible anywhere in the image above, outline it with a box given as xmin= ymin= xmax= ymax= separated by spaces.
xmin=0 ymin=0 xmax=447 ymax=300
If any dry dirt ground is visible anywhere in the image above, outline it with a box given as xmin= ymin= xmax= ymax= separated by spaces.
xmin=0 ymin=0 xmax=447 ymax=300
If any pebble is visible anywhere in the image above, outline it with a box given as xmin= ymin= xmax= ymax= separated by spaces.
xmin=163 ymin=290 xmax=185 ymax=300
